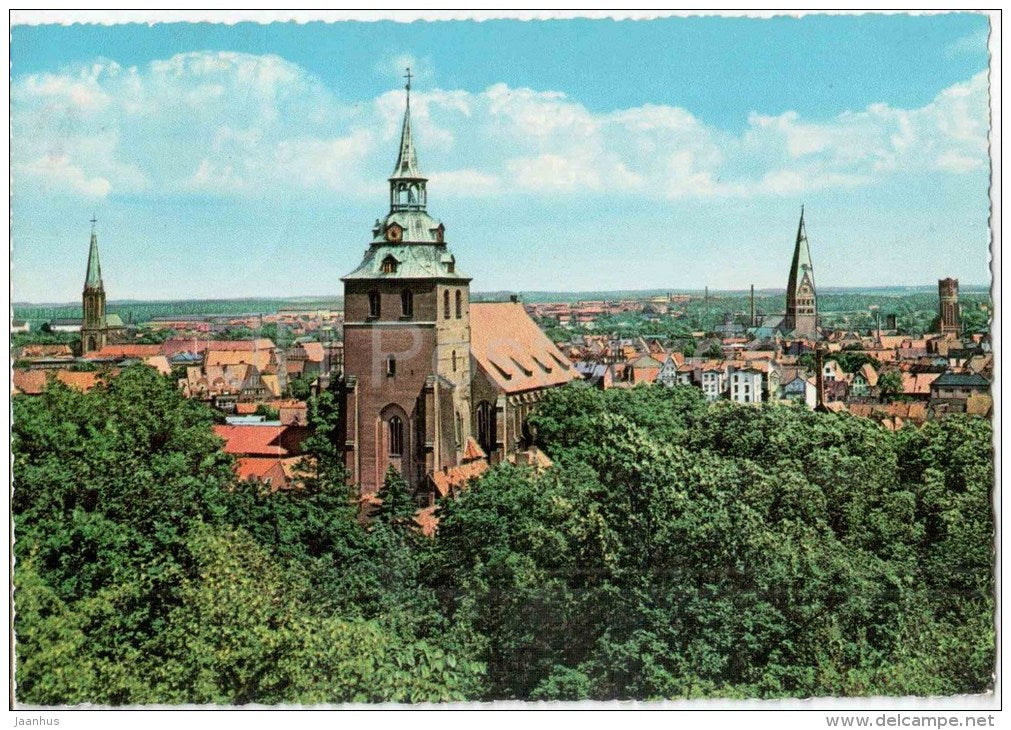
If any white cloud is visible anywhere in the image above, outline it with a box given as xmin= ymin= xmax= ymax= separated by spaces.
xmin=11 ymin=52 xmax=990 ymax=206
xmin=15 ymin=154 xmax=112 ymax=197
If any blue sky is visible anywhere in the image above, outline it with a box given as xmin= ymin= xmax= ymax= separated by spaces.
xmin=11 ymin=13 xmax=992 ymax=302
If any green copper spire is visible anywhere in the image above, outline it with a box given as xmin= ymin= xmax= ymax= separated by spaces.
xmin=391 ymin=67 xmax=424 ymax=180
xmin=787 ymin=205 xmax=815 ymax=297
xmin=84 ymin=215 xmax=103 ymax=290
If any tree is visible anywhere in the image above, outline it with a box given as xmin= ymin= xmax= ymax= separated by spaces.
xmin=878 ymin=371 xmax=903 ymax=402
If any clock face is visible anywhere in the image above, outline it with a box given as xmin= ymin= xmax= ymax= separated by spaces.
xmin=386 ymin=224 xmax=402 ymax=242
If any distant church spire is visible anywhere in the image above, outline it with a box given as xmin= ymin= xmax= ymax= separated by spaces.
xmin=81 ymin=216 xmax=108 ymax=355
xmin=784 ymin=205 xmax=818 ymax=338
xmin=85 ymin=214 xmax=103 ymax=290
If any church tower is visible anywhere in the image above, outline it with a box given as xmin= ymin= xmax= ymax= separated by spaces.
xmin=783 ymin=206 xmax=818 ymax=339
xmin=81 ymin=217 xmax=107 ymax=355
xmin=938 ymin=278 xmax=961 ymax=336
xmin=341 ymin=70 xmax=473 ymax=496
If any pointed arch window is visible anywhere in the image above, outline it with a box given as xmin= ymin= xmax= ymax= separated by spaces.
xmin=369 ymin=291 xmax=381 ymax=318
xmin=401 ymin=289 xmax=413 ymax=318
xmin=386 ymin=355 xmax=396 ymax=377
xmin=476 ymin=401 xmax=496 ymax=457
xmin=444 ymin=290 xmax=451 ymax=319
xmin=389 ymin=416 xmax=404 ymax=456
xmin=455 ymin=290 xmax=463 ymax=319
xmin=452 ymin=350 xmax=457 ymax=372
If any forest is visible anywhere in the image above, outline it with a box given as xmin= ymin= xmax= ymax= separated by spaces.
xmin=12 ymin=366 xmax=994 ymax=704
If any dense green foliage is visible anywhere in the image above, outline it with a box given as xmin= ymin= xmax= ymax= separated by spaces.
xmin=13 ymin=372 xmax=993 ymax=704
xmin=13 ymin=367 xmax=482 ymax=705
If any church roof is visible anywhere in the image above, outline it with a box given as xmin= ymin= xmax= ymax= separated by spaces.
xmin=391 ymin=89 xmax=424 ymax=180
xmin=372 ymin=209 xmax=445 ymax=244
xmin=342 ymin=243 xmax=468 ymax=281
xmin=787 ymin=207 xmax=815 ymax=297
xmin=85 ymin=228 xmax=103 ymax=290
xmin=470 ymin=301 xmax=581 ymax=394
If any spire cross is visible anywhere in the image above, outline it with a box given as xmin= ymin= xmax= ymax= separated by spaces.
xmin=404 ymin=66 xmax=413 ymax=91
xmin=89 ymin=213 xmax=97 ymax=228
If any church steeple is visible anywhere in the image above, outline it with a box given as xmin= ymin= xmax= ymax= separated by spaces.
xmin=84 ymin=215 xmax=103 ymax=291
xmin=389 ymin=67 xmax=427 ymax=212
xmin=784 ymin=205 xmax=818 ymax=338
xmin=81 ymin=215 xmax=108 ymax=355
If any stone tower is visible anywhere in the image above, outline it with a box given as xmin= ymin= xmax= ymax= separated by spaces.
xmin=341 ymin=70 xmax=473 ymax=496
xmin=81 ymin=219 xmax=107 ymax=355
xmin=784 ymin=206 xmax=818 ymax=339
xmin=938 ymin=278 xmax=960 ymax=336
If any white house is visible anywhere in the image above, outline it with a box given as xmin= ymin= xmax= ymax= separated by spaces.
xmin=729 ymin=368 xmax=764 ymax=404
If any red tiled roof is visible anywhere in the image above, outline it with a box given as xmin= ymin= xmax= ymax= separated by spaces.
xmin=212 ymin=424 xmax=310 ymax=457
xmin=17 ymin=344 xmax=74 ymax=359
xmin=470 ymin=301 xmax=580 ymax=394
xmin=12 ymin=369 xmax=110 ymax=395
xmin=84 ymin=344 xmax=162 ymax=360
xmin=429 ymin=459 xmax=489 ymax=498
xmin=901 ymin=372 xmax=940 ymax=395
xmin=461 ymin=436 xmax=486 ymax=462
xmin=161 ymin=338 xmax=276 ymax=357
xmin=300 ymin=341 xmax=325 ymax=362
xmin=414 ymin=505 xmax=440 ymax=537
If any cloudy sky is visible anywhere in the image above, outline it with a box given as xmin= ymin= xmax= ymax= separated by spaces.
xmin=11 ymin=13 xmax=993 ymax=302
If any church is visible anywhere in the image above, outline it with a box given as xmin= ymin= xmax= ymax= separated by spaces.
xmin=781 ymin=206 xmax=819 ymax=339
xmin=79 ymin=219 xmax=126 ymax=355
xmin=339 ymin=73 xmax=580 ymax=498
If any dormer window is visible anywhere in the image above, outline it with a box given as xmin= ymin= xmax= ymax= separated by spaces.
xmin=381 ymin=254 xmax=399 ymax=274
xmin=435 ymin=224 xmax=445 ymax=243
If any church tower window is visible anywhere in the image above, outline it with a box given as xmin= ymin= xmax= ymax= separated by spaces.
xmin=444 ymin=290 xmax=451 ymax=319
xmin=401 ymin=289 xmax=413 ymax=318
xmin=386 ymin=355 xmax=396 ymax=377
xmin=369 ymin=291 xmax=381 ymax=318
xmin=389 ymin=416 xmax=404 ymax=456
xmin=455 ymin=290 xmax=462 ymax=319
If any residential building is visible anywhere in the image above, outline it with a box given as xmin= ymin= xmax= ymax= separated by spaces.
xmin=729 ymin=367 xmax=764 ymax=404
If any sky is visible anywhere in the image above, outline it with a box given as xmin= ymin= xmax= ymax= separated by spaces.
xmin=10 ymin=12 xmax=993 ymax=303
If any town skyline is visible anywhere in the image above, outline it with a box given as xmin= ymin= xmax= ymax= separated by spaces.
xmin=12 ymin=13 xmax=992 ymax=301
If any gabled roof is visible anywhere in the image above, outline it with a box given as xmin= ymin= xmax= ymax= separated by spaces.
xmin=429 ymin=459 xmax=489 ymax=499
xmin=470 ymin=301 xmax=580 ymax=394
xmin=205 ymin=349 xmax=274 ymax=373
xmin=901 ymin=372 xmax=940 ymax=395
xmin=932 ymin=371 xmax=990 ymax=388
xmin=461 ymin=436 xmax=486 ymax=462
